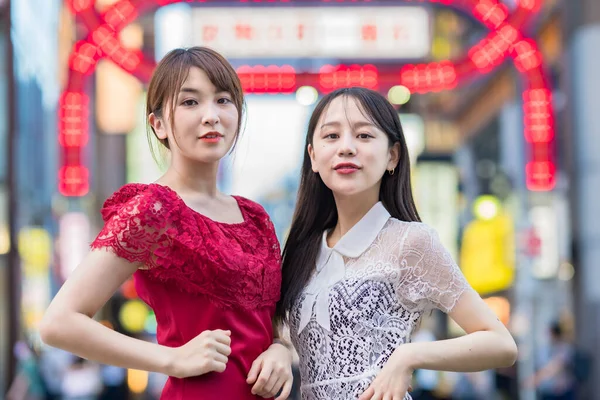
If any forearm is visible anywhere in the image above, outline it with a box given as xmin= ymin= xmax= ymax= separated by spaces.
xmin=398 ymin=330 xmax=517 ymax=372
xmin=40 ymin=311 xmax=174 ymax=375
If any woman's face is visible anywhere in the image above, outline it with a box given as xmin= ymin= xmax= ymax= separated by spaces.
xmin=150 ymin=66 xmax=239 ymax=165
xmin=308 ymin=96 xmax=399 ymax=198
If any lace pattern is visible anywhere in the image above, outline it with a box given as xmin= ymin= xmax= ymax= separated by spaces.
xmin=91 ymin=183 xmax=282 ymax=310
xmin=289 ymin=220 xmax=469 ymax=399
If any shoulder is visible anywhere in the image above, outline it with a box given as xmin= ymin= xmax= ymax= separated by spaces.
xmin=233 ymin=196 xmax=273 ymax=223
xmin=401 ymin=221 xmax=438 ymax=243
xmin=99 ymin=183 xmax=179 ymax=222
xmin=233 ymin=195 xmax=267 ymax=215
xmin=381 ymin=219 xmax=434 ymax=240
xmin=378 ymin=220 xmax=445 ymax=255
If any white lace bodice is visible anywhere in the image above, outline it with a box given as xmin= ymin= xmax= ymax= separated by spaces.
xmin=289 ymin=212 xmax=470 ymax=400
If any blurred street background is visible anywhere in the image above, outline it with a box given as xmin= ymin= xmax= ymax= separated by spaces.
xmin=1 ymin=0 xmax=599 ymax=399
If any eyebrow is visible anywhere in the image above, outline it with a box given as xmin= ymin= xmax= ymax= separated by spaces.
xmin=178 ymin=87 xmax=201 ymax=96
xmin=320 ymin=121 xmax=378 ymax=130
xmin=178 ymin=87 xmax=232 ymax=97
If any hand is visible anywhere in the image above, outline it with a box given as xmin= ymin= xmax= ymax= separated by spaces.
xmin=247 ymin=343 xmax=293 ymax=400
xmin=359 ymin=350 xmax=414 ymax=400
xmin=168 ymin=329 xmax=231 ymax=378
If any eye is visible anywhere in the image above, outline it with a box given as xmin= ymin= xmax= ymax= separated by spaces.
xmin=324 ymin=133 xmax=339 ymax=139
xmin=181 ymin=99 xmax=197 ymax=106
xmin=357 ymin=133 xmax=373 ymax=139
xmin=217 ymin=97 xmax=232 ymax=104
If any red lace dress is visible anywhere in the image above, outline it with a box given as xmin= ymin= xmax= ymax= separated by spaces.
xmin=90 ymin=183 xmax=282 ymax=400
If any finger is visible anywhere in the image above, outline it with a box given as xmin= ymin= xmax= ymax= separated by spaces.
xmin=209 ymin=329 xmax=231 ymax=338
xmin=252 ymin=364 xmax=273 ymax=395
xmin=359 ymin=386 xmax=375 ymax=400
xmin=214 ymin=352 xmax=228 ymax=364
xmin=246 ymin=358 xmax=263 ymax=384
xmin=212 ymin=360 xmax=227 ymax=373
xmin=214 ymin=333 xmax=232 ymax=346
xmin=266 ymin=374 xmax=286 ymax=397
xmin=275 ymin=378 xmax=293 ymax=400
xmin=371 ymin=392 xmax=383 ymax=400
xmin=215 ymin=342 xmax=232 ymax=356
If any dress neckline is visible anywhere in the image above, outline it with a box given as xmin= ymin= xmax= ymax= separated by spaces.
xmin=147 ymin=183 xmax=249 ymax=226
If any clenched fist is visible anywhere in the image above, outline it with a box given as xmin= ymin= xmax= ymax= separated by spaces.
xmin=168 ymin=329 xmax=232 ymax=378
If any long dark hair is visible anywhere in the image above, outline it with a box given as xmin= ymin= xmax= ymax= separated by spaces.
xmin=275 ymin=87 xmax=421 ymax=324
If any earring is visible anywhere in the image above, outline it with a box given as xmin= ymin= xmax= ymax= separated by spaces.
xmin=388 ymin=168 xmax=395 ymax=175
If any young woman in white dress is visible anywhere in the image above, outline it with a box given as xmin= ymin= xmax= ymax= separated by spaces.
xmin=276 ymin=87 xmax=518 ymax=400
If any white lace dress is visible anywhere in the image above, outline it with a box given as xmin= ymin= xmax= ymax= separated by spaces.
xmin=289 ymin=202 xmax=471 ymax=400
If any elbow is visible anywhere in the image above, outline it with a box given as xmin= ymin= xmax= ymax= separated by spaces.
xmin=39 ymin=311 xmax=68 ymax=348
xmin=499 ymin=336 xmax=519 ymax=367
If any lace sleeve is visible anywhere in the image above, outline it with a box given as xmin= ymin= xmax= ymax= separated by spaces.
xmin=402 ymin=223 xmax=470 ymax=313
xmin=91 ymin=192 xmax=173 ymax=269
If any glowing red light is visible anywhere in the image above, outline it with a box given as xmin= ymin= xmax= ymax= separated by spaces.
xmin=526 ymin=160 xmax=556 ymax=191
xmin=400 ymin=62 xmax=457 ymax=93
xmin=469 ymin=24 xmax=520 ymax=72
xmin=473 ymin=0 xmax=509 ymax=29
xmin=104 ymin=0 xmax=138 ymax=30
xmin=512 ymin=39 xmax=542 ymax=72
xmin=69 ymin=42 xmax=99 ymax=75
xmin=237 ymin=65 xmax=296 ymax=93
xmin=517 ymin=0 xmax=542 ymax=12
xmin=67 ymin=0 xmax=94 ymax=13
xmin=59 ymin=165 xmax=90 ymax=197
xmin=59 ymin=92 xmax=90 ymax=148
xmin=91 ymin=25 xmax=141 ymax=72
xmin=319 ymin=64 xmax=378 ymax=92
xmin=523 ymin=88 xmax=553 ymax=143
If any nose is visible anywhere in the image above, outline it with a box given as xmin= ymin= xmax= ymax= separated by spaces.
xmin=201 ymin=102 xmax=220 ymax=126
xmin=338 ymin=132 xmax=356 ymax=156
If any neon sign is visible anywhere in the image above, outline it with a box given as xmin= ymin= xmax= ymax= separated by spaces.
xmin=59 ymin=0 xmax=554 ymax=195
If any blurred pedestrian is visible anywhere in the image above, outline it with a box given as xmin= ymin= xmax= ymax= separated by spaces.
xmin=61 ymin=358 xmax=102 ymax=400
xmin=6 ymin=341 xmax=47 ymax=400
xmin=527 ymin=321 xmax=577 ymax=400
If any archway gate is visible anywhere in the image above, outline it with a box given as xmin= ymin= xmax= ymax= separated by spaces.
xmin=59 ymin=0 xmax=555 ymax=196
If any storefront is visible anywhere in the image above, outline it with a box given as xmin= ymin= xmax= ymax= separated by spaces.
xmin=0 ymin=1 xmax=12 ymax=392
xmin=7 ymin=1 xmax=62 ymax=391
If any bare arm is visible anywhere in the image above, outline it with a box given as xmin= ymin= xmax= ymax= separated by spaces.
xmin=40 ymin=249 xmax=175 ymax=374
xmin=399 ymin=289 xmax=518 ymax=372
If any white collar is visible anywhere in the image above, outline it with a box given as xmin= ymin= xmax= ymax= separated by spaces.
xmin=316 ymin=202 xmax=392 ymax=269
xmin=298 ymin=202 xmax=391 ymax=333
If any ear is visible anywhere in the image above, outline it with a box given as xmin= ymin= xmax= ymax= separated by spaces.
xmin=307 ymin=144 xmax=318 ymax=173
xmin=149 ymin=113 xmax=168 ymax=140
xmin=387 ymin=142 xmax=400 ymax=171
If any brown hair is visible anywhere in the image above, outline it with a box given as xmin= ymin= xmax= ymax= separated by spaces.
xmin=276 ymin=87 xmax=421 ymax=324
xmin=146 ymin=47 xmax=245 ymax=162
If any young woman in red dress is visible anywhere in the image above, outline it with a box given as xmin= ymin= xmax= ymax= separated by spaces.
xmin=41 ymin=47 xmax=293 ymax=400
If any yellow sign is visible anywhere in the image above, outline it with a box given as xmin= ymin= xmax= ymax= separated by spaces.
xmin=18 ymin=227 xmax=52 ymax=276
xmin=460 ymin=213 xmax=515 ymax=295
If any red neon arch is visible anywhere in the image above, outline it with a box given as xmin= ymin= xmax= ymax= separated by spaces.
xmin=59 ymin=0 xmax=554 ymax=196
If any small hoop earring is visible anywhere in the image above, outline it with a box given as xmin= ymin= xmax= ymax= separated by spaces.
xmin=388 ymin=168 xmax=395 ymax=176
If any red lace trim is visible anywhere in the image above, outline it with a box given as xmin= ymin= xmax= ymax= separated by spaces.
xmin=91 ymin=183 xmax=281 ymax=309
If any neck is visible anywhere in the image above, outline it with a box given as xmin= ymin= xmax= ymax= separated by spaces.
xmin=159 ymin=158 xmax=220 ymax=197
xmin=331 ymin=190 xmax=380 ymax=239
